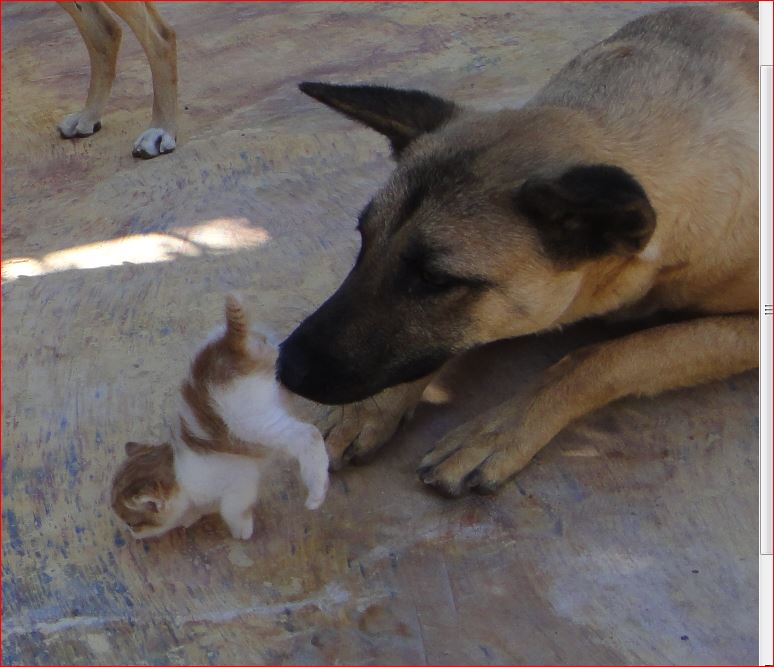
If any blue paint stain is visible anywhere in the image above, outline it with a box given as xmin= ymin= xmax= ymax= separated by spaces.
xmin=59 ymin=416 xmax=68 ymax=430
xmin=2 ymin=576 xmax=20 ymax=608
xmin=3 ymin=510 xmax=23 ymax=554
xmin=65 ymin=440 xmax=80 ymax=487
xmin=75 ymin=525 xmax=85 ymax=534
xmin=113 ymin=580 xmax=135 ymax=609
xmin=92 ymin=580 xmax=108 ymax=602
xmin=114 ymin=530 xmax=126 ymax=548
xmin=159 ymin=326 xmax=171 ymax=336
xmin=28 ymin=604 xmax=65 ymax=623
xmin=560 ymin=471 xmax=590 ymax=503
xmin=2 ymin=640 xmax=23 ymax=666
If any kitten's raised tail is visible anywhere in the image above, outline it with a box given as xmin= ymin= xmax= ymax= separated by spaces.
xmin=224 ymin=295 xmax=249 ymax=353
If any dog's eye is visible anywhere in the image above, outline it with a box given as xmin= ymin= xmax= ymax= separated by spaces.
xmin=419 ymin=267 xmax=455 ymax=290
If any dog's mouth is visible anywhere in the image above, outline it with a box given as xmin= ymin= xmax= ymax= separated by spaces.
xmin=276 ymin=345 xmax=449 ymax=405
xmin=278 ymin=376 xmax=381 ymax=405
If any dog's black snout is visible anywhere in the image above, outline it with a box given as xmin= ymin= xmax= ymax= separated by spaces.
xmin=276 ymin=338 xmax=312 ymax=392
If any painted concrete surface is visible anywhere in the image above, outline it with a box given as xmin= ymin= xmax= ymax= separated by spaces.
xmin=2 ymin=3 xmax=757 ymax=664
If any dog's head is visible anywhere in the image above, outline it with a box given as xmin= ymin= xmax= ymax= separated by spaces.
xmin=278 ymin=83 xmax=656 ymax=404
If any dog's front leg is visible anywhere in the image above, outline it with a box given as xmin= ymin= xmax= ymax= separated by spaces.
xmin=58 ymin=2 xmax=122 ymax=138
xmin=419 ymin=314 xmax=758 ymax=497
xmin=107 ymin=2 xmax=178 ymax=158
xmin=319 ymin=374 xmax=435 ymax=469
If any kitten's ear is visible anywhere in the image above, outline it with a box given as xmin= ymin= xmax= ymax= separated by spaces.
xmin=125 ymin=442 xmax=144 ymax=457
xmin=133 ymin=493 xmax=165 ymax=514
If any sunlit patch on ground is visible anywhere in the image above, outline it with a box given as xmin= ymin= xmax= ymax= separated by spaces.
xmin=1 ymin=217 xmax=270 ymax=282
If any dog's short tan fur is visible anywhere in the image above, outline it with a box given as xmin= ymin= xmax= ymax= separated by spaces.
xmin=57 ymin=1 xmax=177 ymax=158
xmin=277 ymin=5 xmax=758 ymax=496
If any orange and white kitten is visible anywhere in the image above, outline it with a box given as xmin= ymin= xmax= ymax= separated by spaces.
xmin=111 ymin=296 xmax=329 ymax=540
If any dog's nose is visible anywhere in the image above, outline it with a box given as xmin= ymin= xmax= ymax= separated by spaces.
xmin=276 ymin=338 xmax=311 ymax=393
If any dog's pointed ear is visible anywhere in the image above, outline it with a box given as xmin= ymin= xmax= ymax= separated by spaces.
xmin=299 ymin=82 xmax=459 ymax=157
xmin=513 ymin=164 xmax=657 ymax=263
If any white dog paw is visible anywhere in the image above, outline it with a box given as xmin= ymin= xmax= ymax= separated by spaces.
xmin=58 ymin=112 xmax=102 ymax=138
xmin=132 ymin=128 xmax=176 ymax=159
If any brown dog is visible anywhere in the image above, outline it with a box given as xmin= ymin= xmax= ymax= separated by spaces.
xmin=277 ymin=5 xmax=759 ymax=497
xmin=57 ymin=1 xmax=177 ymax=158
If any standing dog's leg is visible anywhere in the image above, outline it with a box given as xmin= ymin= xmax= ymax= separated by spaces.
xmin=57 ymin=1 xmax=121 ymax=138
xmin=107 ymin=2 xmax=178 ymax=158
xmin=419 ymin=315 xmax=758 ymax=496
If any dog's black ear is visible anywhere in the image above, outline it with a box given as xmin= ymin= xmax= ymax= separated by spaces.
xmin=299 ymin=82 xmax=458 ymax=157
xmin=513 ymin=164 xmax=656 ymax=263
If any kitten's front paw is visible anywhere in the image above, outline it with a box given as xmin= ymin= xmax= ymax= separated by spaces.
xmin=58 ymin=111 xmax=102 ymax=138
xmin=304 ymin=483 xmax=328 ymax=511
xmin=228 ymin=515 xmax=254 ymax=540
xmin=132 ymin=128 xmax=176 ymax=159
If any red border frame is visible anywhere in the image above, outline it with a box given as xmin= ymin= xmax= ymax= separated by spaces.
xmin=0 ymin=1 xmax=768 ymax=666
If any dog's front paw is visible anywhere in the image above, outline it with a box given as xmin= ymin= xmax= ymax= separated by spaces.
xmin=132 ymin=128 xmax=176 ymax=159
xmin=319 ymin=379 xmax=429 ymax=470
xmin=417 ymin=422 xmax=531 ymax=497
xmin=58 ymin=111 xmax=102 ymax=138
xmin=321 ymin=405 xmax=393 ymax=470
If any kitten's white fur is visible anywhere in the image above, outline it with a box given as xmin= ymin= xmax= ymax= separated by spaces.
xmin=208 ymin=374 xmax=329 ymax=512
xmin=132 ymin=449 xmax=262 ymax=540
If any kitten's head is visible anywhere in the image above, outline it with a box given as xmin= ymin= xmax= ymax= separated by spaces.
xmin=111 ymin=442 xmax=186 ymax=539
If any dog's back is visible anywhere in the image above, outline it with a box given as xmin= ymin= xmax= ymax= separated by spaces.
xmin=530 ymin=7 xmax=756 ymax=133
xmin=527 ymin=6 xmax=758 ymax=315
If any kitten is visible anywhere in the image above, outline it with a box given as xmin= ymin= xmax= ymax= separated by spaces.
xmin=111 ymin=296 xmax=329 ymax=540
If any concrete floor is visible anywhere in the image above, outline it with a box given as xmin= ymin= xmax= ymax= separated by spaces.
xmin=2 ymin=2 xmax=758 ymax=664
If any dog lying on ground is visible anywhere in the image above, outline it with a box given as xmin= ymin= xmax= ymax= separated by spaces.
xmin=276 ymin=5 xmax=758 ymax=497
xmin=57 ymin=1 xmax=177 ymax=158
